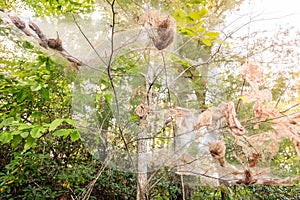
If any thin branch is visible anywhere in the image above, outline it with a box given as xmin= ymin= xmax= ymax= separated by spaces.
xmin=274 ymin=82 xmax=291 ymax=109
xmin=197 ymin=13 xmax=297 ymax=67
xmin=72 ymin=14 xmax=107 ymax=66
xmin=81 ymin=156 xmax=112 ymax=200
xmin=161 ymin=52 xmax=172 ymax=106
xmin=105 ymin=0 xmax=136 ymax=173
xmin=176 ymin=170 xmax=229 ymax=182
xmin=244 ymin=111 xmax=300 ymax=126
xmin=143 ymin=67 xmax=165 ymax=106
xmin=236 ymin=78 xmax=246 ymax=112
xmin=146 ymin=169 xmax=164 ymax=192
xmin=181 ymin=174 xmax=186 ymax=200
xmin=280 ymin=103 xmax=300 ymax=114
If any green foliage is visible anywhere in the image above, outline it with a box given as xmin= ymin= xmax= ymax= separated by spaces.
xmin=192 ymin=184 xmax=300 ymax=200
xmin=148 ymin=168 xmax=182 ymax=199
xmin=0 ymin=36 xmax=78 ymax=151
xmin=173 ymin=7 xmax=220 ymax=46
xmin=271 ymin=75 xmax=288 ymax=101
xmin=93 ymin=169 xmax=137 ymax=199
xmin=1 ymin=0 xmax=95 ymax=16
xmin=0 ymin=127 xmax=140 ymax=199
xmin=271 ymin=139 xmax=300 ymax=178
xmin=1 ymin=0 xmax=300 ymax=199
xmin=0 ymin=138 xmax=138 ymax=199
xmin=0 ymin=1 xmax=12 ymax=11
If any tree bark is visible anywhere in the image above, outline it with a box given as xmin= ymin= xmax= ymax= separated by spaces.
xmin=137 ymin=119 xmax=148 ymax=200
xmin=221 ymin=191 xmax=227 ymax=200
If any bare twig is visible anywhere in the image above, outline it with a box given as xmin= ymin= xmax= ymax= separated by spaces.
xmin=280 ymin=103 xmax=300 ymax=114
xmin=72 ymin=14 xmax=107 ymax=66
xmin=105 ymin=0 xmax=136 ymax=172
xmin=181 ymin=174 xmax=186 ymax=200
xmin=161 ymin=52 xmax=172 ymax=106
xmin=236 ymin=78 xmax=246 ymax=112
xmin=81 ymin=157 xmax=111 ymax=200
xmin=143 ymin=67 xmax=165 ymax=106
xmin=274 ymin=82 xmax=291 ymax=109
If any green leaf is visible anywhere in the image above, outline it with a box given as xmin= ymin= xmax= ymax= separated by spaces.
xmin=0 ymin=117 xmax=14 ymax=128
xmin=16 ymin=91 xmax=28 ymax=103
xmin=30 ymin=127 xmax=43 ymax=138
xmin=203 ymin=31 xmax=220 ymax=39
xmin=18 ymin=124 xmax=32 ymax=130
xmin=70 ymin=131 xmax=80 ymax=141
xmin=45 ymin=57 xmax=52 ymax=71
xmin=11 ymin=135 xmax=23 ymax=148
xmin=188 ymin=11 xmax=201 ymax=21
xmin=40 ymin=88 xmax=50 ymax=100
xmin=104 ymin=93 xmax=113 ymax=102
xmin=65 ymin=119 xmax=75 ymax=126
xmin=180 ymin=28 xmax=196 ymax=36
xmin=239 ymin=96 xmax=251 ymax=103
xmin=130 ymin=115 xmax=139 ymax=122
xmin=173 ymin=9 xmax=185 ymax=20
xmin=30 ymin=82 xmax=42 ymax=91
xmin=22 ymin=41 xmax=34 ymax=49
xmin=24 ymin=136 xmax=36 ymax=152
xmin=199 ymin=7 xmax=208 ymax=18
xmin=70 ymin=0 xmax=81 ymax=6
xmin=11 ymin=130 xmax=21 ymax=135
xmin=30 ymin=112 xmax=42 ymax=118
xmin=49 ymin=119 xmax=64 ymax=131
xmin=0 ymin=131 xmax=13 ymax=143
xmin=21 ymin=131 xmax=29 ymax=138
xmin=196 ymin=27 xmax=205 ymax=33
xmin=201 ymin=38 xmax=211 ymax=46
xmin=53 ymin=129 xmax=71 ymax=137
xmin=185 ymin=15 xmax=195 ymax=24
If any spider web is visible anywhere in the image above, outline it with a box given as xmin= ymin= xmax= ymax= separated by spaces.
xmin=71 ymin=12 xmax=300 ymax=187
xmin=3 ymin=5 xmax=299 ymax=187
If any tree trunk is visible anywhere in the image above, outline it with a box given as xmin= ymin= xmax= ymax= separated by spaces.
xmin=137 ymin=119 xmax=148 ymax=200
xmin=221 ymin=191 xmax=227 ymax=200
